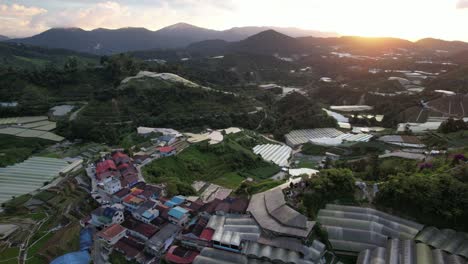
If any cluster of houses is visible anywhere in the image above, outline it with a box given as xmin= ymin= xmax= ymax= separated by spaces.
xmin=81 ymin=150 xmax=327 ymax=264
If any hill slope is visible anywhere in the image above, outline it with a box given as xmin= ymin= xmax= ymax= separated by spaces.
xmin=0 ymin=42 xmax=97 ymax=69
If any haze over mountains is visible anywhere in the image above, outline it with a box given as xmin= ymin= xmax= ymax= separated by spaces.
xmin=5 ymin=23 xmax=337 ymax=54
xmin=4 ymin=22 xmax=468 ymax=56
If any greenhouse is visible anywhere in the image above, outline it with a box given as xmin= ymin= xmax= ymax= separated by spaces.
xmin=0 ymin=157 xmax=76 ymax=204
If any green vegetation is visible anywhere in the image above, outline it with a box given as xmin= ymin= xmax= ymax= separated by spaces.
xmin=0 ymin=135 xmax=54 ymax=167
xmin=144 ymin=133 xmax=279 ymax=191
xmin=422 ymin=131 xmax=468 ymax=149
xmin=109 ymin=251 xmax=139 ymax=264
xmin=260 ymin=93 xmax=337 ymax=139
xmin=235 ymin=179 xmax=285 ymax=195
xmin=0 ymin=42 xmax=97 ymax=70
xmin=0 ymin=247 xmax=19 ymax=264
xmin=438 ymin=118 xmax=467 ymax=133
xmin=1 ymin=177 xmax=98 ymax=263
xmin=300 ymin=169 xmax=357 ymax=219
xmin=375 ymin=152 xmax=468 ymax=231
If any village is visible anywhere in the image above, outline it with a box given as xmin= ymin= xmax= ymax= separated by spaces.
xmin=43 ymin=118 xmax=467 ymax=264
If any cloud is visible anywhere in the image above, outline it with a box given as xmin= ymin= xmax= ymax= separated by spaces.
xmin=0 ymin=3 xmax=47 ymax=37
xmin=39 ymin=1 xmax=131 ymax=29
xmin=457 ymin=0 xmax=468 ymax=9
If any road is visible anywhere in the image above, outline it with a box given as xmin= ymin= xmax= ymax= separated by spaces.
xmin=19 ymin=212 xmax=49 ymax=264
xmin=92 ymin=232 xmax=108 ymax=264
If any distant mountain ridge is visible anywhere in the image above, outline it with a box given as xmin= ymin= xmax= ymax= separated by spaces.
xmin=188 ymin=31 xmax=468 ymax=56
xmin=6 ymin=23 xmax=468 ymax=56
xmin=7 ymin=23 xmax=337 ymax=54
xmin=0 ymin=35 xmax=9 ymax=41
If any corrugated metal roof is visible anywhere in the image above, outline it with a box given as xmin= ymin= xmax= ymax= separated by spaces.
xmin=208 ymin=215 xmax=261 ymax=247
xmin=247 ymin=189 xmax=315 ymax=239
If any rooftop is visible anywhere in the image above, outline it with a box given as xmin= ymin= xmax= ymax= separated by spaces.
xmin=168 ymin=206 xmax=189 ymax=220
xmin=97 ymin=224 xmax=126 ymax=241
xmin=247 ymin=188 xmax=315 ymax=239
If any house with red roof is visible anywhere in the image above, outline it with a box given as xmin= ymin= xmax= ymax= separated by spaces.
xmin=158 ymin=146 xmax=176 ymax=157
xmin=97 ymin=224 xmax=127 ymax=246
xmin=123 ymin=195 xmax=145 ymax=211
xmin=112 ymin=151 xmax=131 ymax=165
xmin=95 ymin=160 xmax=118 ymax=181
xmin=122 ymin=217 xmax=159 ymax=241
xmin=165 ymin=246 xmax=199 ymax=264
xmin=114 ymin=236 xmax=145 ymax=262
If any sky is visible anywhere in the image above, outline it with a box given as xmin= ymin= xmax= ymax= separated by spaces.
xmin=1 ymin=0 xmax=468 ymax=41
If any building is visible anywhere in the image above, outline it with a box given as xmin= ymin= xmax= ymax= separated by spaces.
xmin=317 ymin=204 xmax=424 ymax=253
xmin=415 ymin=226 xmax=468 ymax=259
xmin=122 ymin=217 xmax=159 ymax=241
xmin=159 ymin=146 xmax=177 ymax=157
xmin=285 ymin=128 xmax=344 ymax=147
xmin=112 ymin=151 xmax=131 ymax=165
xmin=247 ymin=188 xmax=315 ymax=240
xmin=165 ymin=246 xmax=199 ymax=264
xmin=112 ymin=188 xmax=131 ymax=203
xmin=156 ymin=135 xmax=177 ymax=146
xmin=206 ymin=215 xmax=261 ymax=253
xmin=90 ymin=207 xmax=124 ymax=227
xmin=378 ymin=135 xmax=426 ymax=148
xmin=146 ymin=223 xmax=181 ymax=255
xmin=165 ymin=195 xmax=186 ymax=208
xmin=122 ymin=195 xmax=146 ymax=211
xmin=168 ymin=206 xmax=190 ymax=226
xmin=114 ymin=236 xmax=145 ymax=262
xmin=357 ymin=238 xmax=467 ymax=264
xmin=101 ymin=177 xmax=122 ymax=195
xmin=95 ymin=159 xmax=118 ymax=181
xmin=132 ymin=201 xmax=159 ymax=224
xmin=97 ymin=224 xmax=127 ymax=246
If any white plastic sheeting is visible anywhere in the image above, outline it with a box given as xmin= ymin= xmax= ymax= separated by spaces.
xmin=253 ymin=144 xmax=292 ymax=167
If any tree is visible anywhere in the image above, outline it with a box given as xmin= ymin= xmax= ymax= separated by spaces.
xmin=438 ymin=118 xmax=467 ymax=133
xmin=302 ymin=168 xmax=356 ymax=218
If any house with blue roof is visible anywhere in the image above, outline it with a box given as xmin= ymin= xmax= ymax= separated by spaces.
xmin=168 ymin=206 xmax=190 ymax=226
xmin=164 ymin=195 xmax=186 ymax=208
xmin=156 ymin=134 xmax=177 ymax=146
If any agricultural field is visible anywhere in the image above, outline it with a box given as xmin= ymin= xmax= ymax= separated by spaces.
xmin=0 ymin=134 xmax=55 ymax=167
xmin=0 ymin=176 xmax=97 ymax=264
xmin=143 ymin=132 xmax=280 ymax=191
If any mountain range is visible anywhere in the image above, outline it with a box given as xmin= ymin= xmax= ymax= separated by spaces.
xmin=7 ymin=23 xmax=337 ymax=54
xmin=5 ymin=23 xmax=468 ymax=56
xmin=186 ymin=30 xmax=468 ymax=57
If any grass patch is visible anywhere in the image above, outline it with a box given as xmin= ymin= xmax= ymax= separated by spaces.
xmin=4 ymin=194 xmax=32 ymax=207
xmin=27 ymin=232 xmax=54 ymax=257
xmin=27 ymin=212 xmax=48 ymax=221
xmin=212 ymin=173 xmax=245 ymax=189
xmin=144 ymin=134 xmax=278 ymax=190
xmin=33 ymin=191 xmax=55 ymax=202
xmin=0 ymin=247 xmax=19 ymax=263
xmin=296 ymin=160 xmax=319 ymax=169
xmin=244 ymin=165 xmax=280 ymax=180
